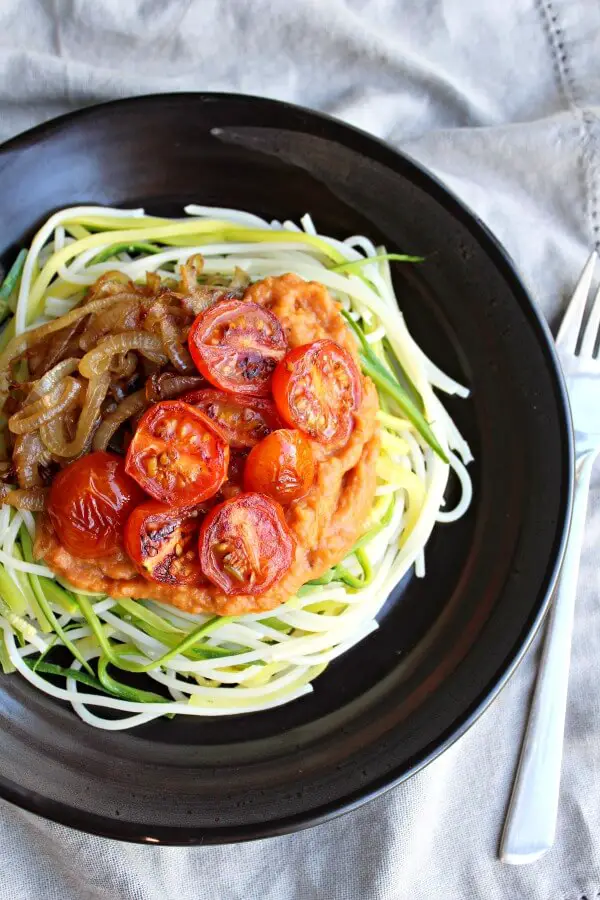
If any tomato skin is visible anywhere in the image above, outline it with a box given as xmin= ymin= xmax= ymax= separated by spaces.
xmin=243 ymin=429 xmax=315 ymax=504
xmin=181 ymin=389 xmax=282 ymax=449
xmin=124 ymin=501 xmax=205 ymax=586
xmin=125 ymin=400 xmax=229 ymax=507
xmin=187 ymin=300 xmax=288 ymax=396
xmin=198 ymin=492 xmax=294 ymax=595
xmin=272 ymin=339 xmax=361 ymax=447
xmin=48 ymin=451 xmax=145 ymax=559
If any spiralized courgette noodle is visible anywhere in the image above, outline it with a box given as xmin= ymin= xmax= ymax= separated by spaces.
xmin=0 ymin=204 xmax=473 ymax=729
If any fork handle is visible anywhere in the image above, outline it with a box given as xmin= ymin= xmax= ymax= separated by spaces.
xmin=499 ymin=453 xmax=594 ymax=864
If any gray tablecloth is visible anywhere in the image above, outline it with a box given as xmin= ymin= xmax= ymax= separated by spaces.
xmin=0 ymin=1 xmax=599 ymax=898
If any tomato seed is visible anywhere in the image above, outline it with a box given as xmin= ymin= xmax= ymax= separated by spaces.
xmin=146 ymin=457 xmax=158 ymax=476
xmin=223 ymin=562 xmax=244 ymax=581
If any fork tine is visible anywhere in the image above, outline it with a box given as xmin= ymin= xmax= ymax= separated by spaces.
xmin=556 ymin=251 xmax=597 ymax=353
xmin=579 ymin=282 xmax=600 ymax=358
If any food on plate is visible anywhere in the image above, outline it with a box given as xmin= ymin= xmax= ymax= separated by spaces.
xmin=124 ymin=502 xmax=205 ymax=586
xmin=0 ymin=204 xmax=473 ymax=728
xmin=125 ymin=400 xmax=230 ymax=506
xmin=243 ymin=429 xmax=315 ymax=503
xmin=187 ymin=299 xmax=287 ymax=395
xmin=48 ymin=451 xmax=145 ymax=558
xmin=180 ymin=389 xmax=282 ymax=449
xmin=272 ymin=339 xmax=362 ymax=447
xmin=198 ymin=492 xmax=294 ymax=595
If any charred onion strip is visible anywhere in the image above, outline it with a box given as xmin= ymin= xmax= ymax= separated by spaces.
xmin=144 ymin=372 xmax=205 ymax=403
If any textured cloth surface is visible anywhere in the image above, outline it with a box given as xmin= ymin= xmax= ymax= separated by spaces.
xmin=0 ymin=1 xmax=600 ymax=898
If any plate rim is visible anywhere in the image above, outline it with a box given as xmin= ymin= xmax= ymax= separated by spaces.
xmin=0 ymin=91 xmax=574 ymax=844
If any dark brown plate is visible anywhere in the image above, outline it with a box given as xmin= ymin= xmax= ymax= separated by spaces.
xmin=0 ymin=94 xmax=572 ymax=844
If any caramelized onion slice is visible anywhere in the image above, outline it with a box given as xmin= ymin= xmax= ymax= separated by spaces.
xmin=158 ymin=317 xmax=195 ymax=372
xmin=109 ymin=352 xmax=137 ymax=378
xmin=92 ymin=389 xmax=148 ymax=452
xmin=141 ymin=295 xmax=194 ymax=373
xmin=86 ymin=271 xmax=145 ymax=300
xmin=30 ymin=322 xmax=83 ymax=378
xmin=26 ymin=358 xmax=80 ymax=403
xmin=145 ymin=372 xmax=205 ymax=402
xmin=79 ymin=300 xmax=142 ymax=351
xmin=40 ymin=372 xmax=110 ymax=458
xmin=230 ymin=267 xmax=251 ymax=292
xmin=79 ymin=332 xmax=167 ymax=379
xmin=179 ymin=255 xmax=204 ymax=294
xmin=0 ymin=297 xmax=132 ymax=400
xmin=9 ymin=377 xmax=81 ymax=435
xmin=13 ymin=432 xmax=51 ymax=488
xmin=0 ymin=485 xmax=47 ymax=511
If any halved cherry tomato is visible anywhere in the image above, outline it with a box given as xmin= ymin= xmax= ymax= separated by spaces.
xmin=180 ymin=388 xmax=282 ymax=449
xmin=124 ymin=501 xmax=205 ymax=586
xmin=48 ymin=451 xmax=145 ymax=559
xmin=198 ymin=492 xmax=294 ymax=595
xmin=244 ymin=429 xmax=315 ymax=504
xmin=272 ymin=339 xmax=361 ymax=447
xmin=125 ymin=400 xmax=229 ymax=507
xmin=187 ymin=300 xmax=288 ymax=396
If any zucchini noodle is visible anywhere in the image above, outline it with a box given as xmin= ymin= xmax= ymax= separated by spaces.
xmin=0 ymin=205 xmax=473 ymax=729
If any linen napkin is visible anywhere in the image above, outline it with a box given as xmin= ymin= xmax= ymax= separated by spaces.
xmin=0 ymin=1 xmax=599 ymax=897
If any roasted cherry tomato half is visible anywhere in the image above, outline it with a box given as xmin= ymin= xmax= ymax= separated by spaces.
xmin=181 ymin=388 xmax=282 ymax=449
xmin=124 ymin=501 xmax=205 ymax=586
xmin=272 ymin=339 xmax=361 ymax=447
xmin=125 ymin=400 xmax=229 ymax=507
xmin=244 ymin=429 xmax=315 ymax=504
xmin=187 ymin=300 xmax=288 ymax=396
xmin=198 ymin=492 xmax=294 ymax=595
xmin=47 ymin=451 xmax=145 ymax=559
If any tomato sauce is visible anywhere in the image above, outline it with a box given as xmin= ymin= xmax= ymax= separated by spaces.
xmin=36 ymin=275 xmax=380 ymax=615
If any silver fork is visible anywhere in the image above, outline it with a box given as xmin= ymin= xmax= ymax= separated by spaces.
xmin=500 ymin=251 xmax=600 ymax=864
